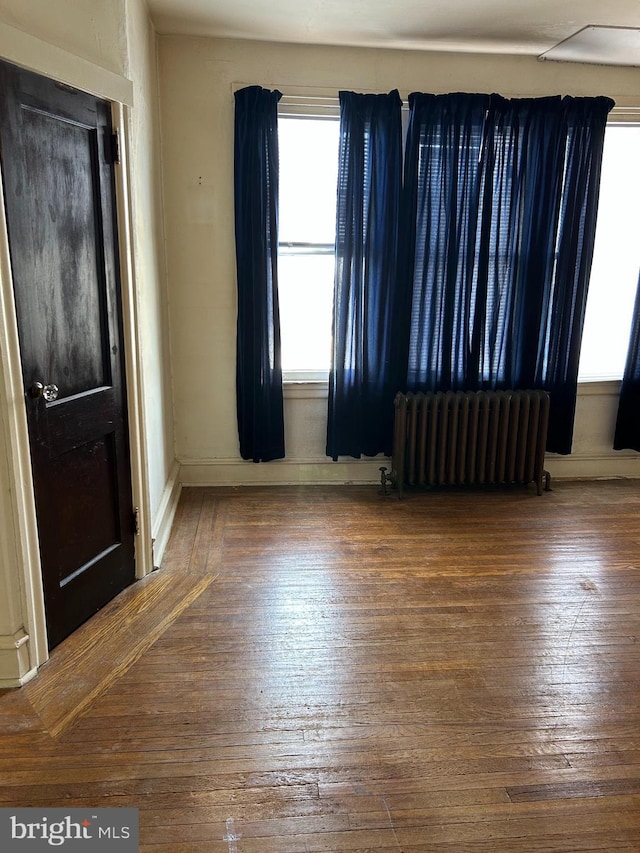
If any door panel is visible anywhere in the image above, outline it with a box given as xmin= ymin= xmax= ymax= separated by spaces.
xmin=0 ymin=60 xmax=135 ymax=649
xmin=19 ymin=108 xmax=111 ymax=397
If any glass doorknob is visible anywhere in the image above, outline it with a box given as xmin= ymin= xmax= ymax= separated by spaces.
xmin=29 ymin=382 xmax=59 ymax=402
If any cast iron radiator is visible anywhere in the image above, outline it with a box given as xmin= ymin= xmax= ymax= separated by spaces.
xmin=382 ymin=389 xmax=551 ymax=498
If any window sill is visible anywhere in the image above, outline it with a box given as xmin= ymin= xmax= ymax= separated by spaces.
xmin=283 ymin=379 xmax=328 ymax=399
xmin=577 ymin=377 xmax=622 ymax=395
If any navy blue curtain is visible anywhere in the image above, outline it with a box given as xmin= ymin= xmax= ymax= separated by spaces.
xmin=403 ymin=93 xmax=614 ymax=454
xmin=614 ymin=272 xmax=640 ymax=450
xmin=326 ymin=90 xmax=403 ymax=460
xmin=401 ymin=93 xmax=490 ymax=392
xmin=234 ymin=85 xmax=285 ymax=462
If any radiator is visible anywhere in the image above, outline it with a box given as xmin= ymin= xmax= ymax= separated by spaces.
xmin=384 ymin=389 xmax=551 ymax=498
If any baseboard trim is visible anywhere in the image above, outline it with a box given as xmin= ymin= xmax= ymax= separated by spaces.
xmin=178 ymin=456 xmax=391 ymax=487
xmin=152 ymin=461 xmax=182 ymax=568
xmin=0 ymin=666 xmax=38 ymax=689
xmin=545 ymin=452 xmax=640 ymax=480
xmin=178 ymin=453 xmax=640 ymax=488
xmin=0 ymin=628 xmax=36 ymax=687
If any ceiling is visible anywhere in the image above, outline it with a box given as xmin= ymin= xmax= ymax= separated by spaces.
xmin=146 ymin=0 xmax=640 ymax=60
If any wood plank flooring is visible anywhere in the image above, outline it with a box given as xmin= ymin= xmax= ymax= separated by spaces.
xmin=1 ymin=480 xmax=640 ymax=851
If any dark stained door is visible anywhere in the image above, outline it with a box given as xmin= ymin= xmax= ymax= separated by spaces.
xmin=0 ymin=60 xmax=135 ymax=649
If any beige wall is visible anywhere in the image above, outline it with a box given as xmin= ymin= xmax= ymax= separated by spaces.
xmin=159 ymin=35 xmax=640 ymax=485
xmin=125 ymin=0 xmax=176 ymax=528
xmin=0 ymin=0 xmax=128 ymax=75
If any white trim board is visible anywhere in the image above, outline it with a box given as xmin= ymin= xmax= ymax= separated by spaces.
xmin=0 ymin=629 xmax=37 ymax=688
xmin=545 ymin=452 xmax=640 ymax=480
xmin=179 ymin=457 xmax=392 ymax=487
xmin=0 ymin=21 xmax=133 ymax=106
xmin=0 ymin=147 xmax=49 ymax=683
xmin=179 ymin=454 xmax=640 ymax=488
xmin=152 ymin=462 xmax=182 ymax=569
xmin=112 ymin=101 xmax=154 ymax=582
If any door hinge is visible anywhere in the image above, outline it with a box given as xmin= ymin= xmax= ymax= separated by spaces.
xmin=110 ymin=130 xmax=120 ymax=165
xmin=133 ymin=506 xmax=140 ymax=536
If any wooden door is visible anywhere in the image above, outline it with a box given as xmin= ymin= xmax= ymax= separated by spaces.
xmin=0 ymin=60 xmax=135 ymax=649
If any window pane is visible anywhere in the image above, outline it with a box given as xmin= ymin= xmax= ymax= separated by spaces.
xmin=279 ymin=254 xmax=334 ymax=372
xmin=578 ymin=125 xmax=640 ymax=381
xmin=278 ymin=117 xmax=339 ymax=244
xmin=278 ymin=116 xmax=339 ymax=375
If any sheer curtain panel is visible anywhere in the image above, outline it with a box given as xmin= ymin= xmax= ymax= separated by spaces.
xmin=402 ymin=93 xmax=614 ymax=454
xmin=401 ymin=92 xmax=490 ymax=392
xmin=327 ymin=90 xmax=403 ymax=460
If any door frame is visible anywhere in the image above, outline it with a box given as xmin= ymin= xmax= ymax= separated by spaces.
xmin=0 ymin=24 xmax=153 ymax=682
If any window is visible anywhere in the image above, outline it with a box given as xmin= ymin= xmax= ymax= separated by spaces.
xmin=276 ymin=112 xmax=636 ymax=384
xmin=578 ymin=123 xmax=640 ymax=381
xmin=278 ymin=116 xmax=339 ymax=380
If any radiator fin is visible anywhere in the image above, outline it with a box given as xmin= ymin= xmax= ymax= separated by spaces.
xmin=392 ymin=390 xmax=550 ymax=497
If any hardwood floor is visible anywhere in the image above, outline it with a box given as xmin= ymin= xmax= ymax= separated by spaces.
xmin=1 ymin=480 xmax=640 ymax=851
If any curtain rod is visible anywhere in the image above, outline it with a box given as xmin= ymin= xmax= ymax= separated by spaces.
xmin=230 ymin=82 xmax=640 ymax=119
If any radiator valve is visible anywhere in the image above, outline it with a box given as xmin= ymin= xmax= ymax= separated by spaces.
xmin=379 ymin=466 xmax=396 ymax=497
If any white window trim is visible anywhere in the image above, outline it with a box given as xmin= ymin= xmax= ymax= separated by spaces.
xmin=284 ymin=378 xmax=329 ymax=399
